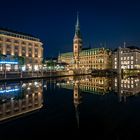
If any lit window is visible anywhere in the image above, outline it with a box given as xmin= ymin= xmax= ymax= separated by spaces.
xmin=121 ymin=57 xmax=123 ymax=60
xmin=124 ymin=57 xmax=126 ymax=60
xmin=115 ymin=57 xmax=117 ymax=61
xmin=131 ymin=56 xmax=134 ymax=60
xmin=131 ymin=65 xmax=134 ymax=69
xmin=124 ymin=61 xmax=127 ymax=64
xmin=127 ymin=57 xmax=129 ymax=60
xmin=131 ymin=61 xmax=133 ymax=64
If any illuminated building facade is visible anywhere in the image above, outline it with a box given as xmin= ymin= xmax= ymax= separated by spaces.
xmin=0 ymin=28 xmax=43 ymax=71
xmin=112 ymin=46 xmax=140 ymax=73
xmin=58 ymin=14 xmax=112 ymax=71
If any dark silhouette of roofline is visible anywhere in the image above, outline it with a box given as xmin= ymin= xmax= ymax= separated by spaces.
xmin=0 ymin=27 xmax=39 ymax=39
xmin=113 ymin=46 xmax=140 ymax=52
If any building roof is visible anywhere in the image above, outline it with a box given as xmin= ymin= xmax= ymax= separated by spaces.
xmin=113 ymin=46 xmax=140 ymax=52
xmin=59 ymin=47 xmax=111 ymax=57
xmin=60 ymin=52 xmax=73 ymax=57
xmin=126 ymin=46 xmax=140 ymax=50
xmin=0 ymin=27 xmax=41 ymax=42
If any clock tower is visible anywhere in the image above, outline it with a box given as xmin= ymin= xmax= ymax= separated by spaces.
xmin=73 ymin=13 xmax=82 ymax=68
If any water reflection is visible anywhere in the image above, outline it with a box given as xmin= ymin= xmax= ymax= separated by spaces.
xmin=73 ymin=80 xmax=82 ymax=128
xmin=57 ymin=75 xmax=112 ymax=94
xmin=113 ymin=75 xmax=140 ymax=102
xmin=57 ymin=75 xmax=140 ymax=102
xmin=0 ymin=80 xmax=43 ymax=122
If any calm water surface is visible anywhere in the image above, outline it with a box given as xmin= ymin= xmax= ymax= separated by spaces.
xmin=0 ymin=75 xmax=140 ymax=139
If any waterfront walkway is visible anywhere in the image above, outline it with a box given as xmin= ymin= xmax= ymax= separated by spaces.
xmin=0 ymin=73 xmax=90 ymax=82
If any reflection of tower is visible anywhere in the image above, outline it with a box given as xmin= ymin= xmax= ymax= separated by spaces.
xmin=73 ymin=81 xmax=81 ymax=128
xmin=73 ymin=12 xmax=82 ymax=68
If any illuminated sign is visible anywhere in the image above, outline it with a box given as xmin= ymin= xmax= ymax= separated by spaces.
xmin=0 ymin=61 xmax=18 ymax=64
xmin=0 ymin=88 xmax=19 ymax=94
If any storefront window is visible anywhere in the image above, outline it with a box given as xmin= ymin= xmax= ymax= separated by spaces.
xmin=6 ymin=64 xmax=11 ymax=71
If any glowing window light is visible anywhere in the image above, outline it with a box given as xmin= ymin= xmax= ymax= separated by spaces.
xmin=0 ymin=61 xmax=18 ymax=64
xmin=0 ymin=88 xmax=19 ymax=93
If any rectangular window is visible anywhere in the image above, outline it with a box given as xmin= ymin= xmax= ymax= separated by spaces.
xmin=14 ymin=40 xmax=19 ymax=44
xmin=22 ymin=41 xmax=26 ymax=45
xmin=15 ymin=46 xmax=18 ymax=50
xmin=131 ymin=56 xmax=134 ymax=60
xmin=128 ymin=65 xmax=130 ymax=69
xmin=6 ymin=38 xmax=11 ymax=42
xmin=22 ymin=47 xmax=26 ymax=51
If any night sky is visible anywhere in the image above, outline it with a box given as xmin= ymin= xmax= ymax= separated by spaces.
xmin=0 ymin=0 xmax=140 ymax=57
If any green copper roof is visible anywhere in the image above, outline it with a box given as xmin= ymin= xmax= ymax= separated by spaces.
xmin=59 ymin=47 xmax=111 ymax=57
xmin=60 ymin=52 xmax=73 ymax=57
xmin=80 ymin=47 xmax=111 ymax=55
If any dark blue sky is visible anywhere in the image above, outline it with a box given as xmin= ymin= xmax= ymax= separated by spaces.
xmin=0 ymin=0 xmax=140 ymax=57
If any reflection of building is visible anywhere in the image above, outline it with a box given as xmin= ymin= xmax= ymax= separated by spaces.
xmin=0 ymin=28 xmax=43 ymax=71
xmin=0 ymin=80 xmax=43 ymax=122
xmin=112 ymin=46 xmax=140 ymax=74
xmin=58 ymin=14 xmax=112 ymax=71
xmin=57 ymin=76 xmax=112 ymax=95
xmin=113 ymin=76 xmax=140 ymax=102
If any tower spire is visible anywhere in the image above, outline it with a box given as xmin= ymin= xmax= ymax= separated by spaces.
xmin=74 ymin=12 xmax=81 ymax=38
xmin=76 ymin=12 xmax=79 ymax=28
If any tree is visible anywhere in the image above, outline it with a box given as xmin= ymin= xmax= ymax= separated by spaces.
xmin=18 ymin=56 xmax=25 ymax=65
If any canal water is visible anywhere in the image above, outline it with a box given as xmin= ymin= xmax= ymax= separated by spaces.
xmin=0 ymin=75 xmax=140 ymax=139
